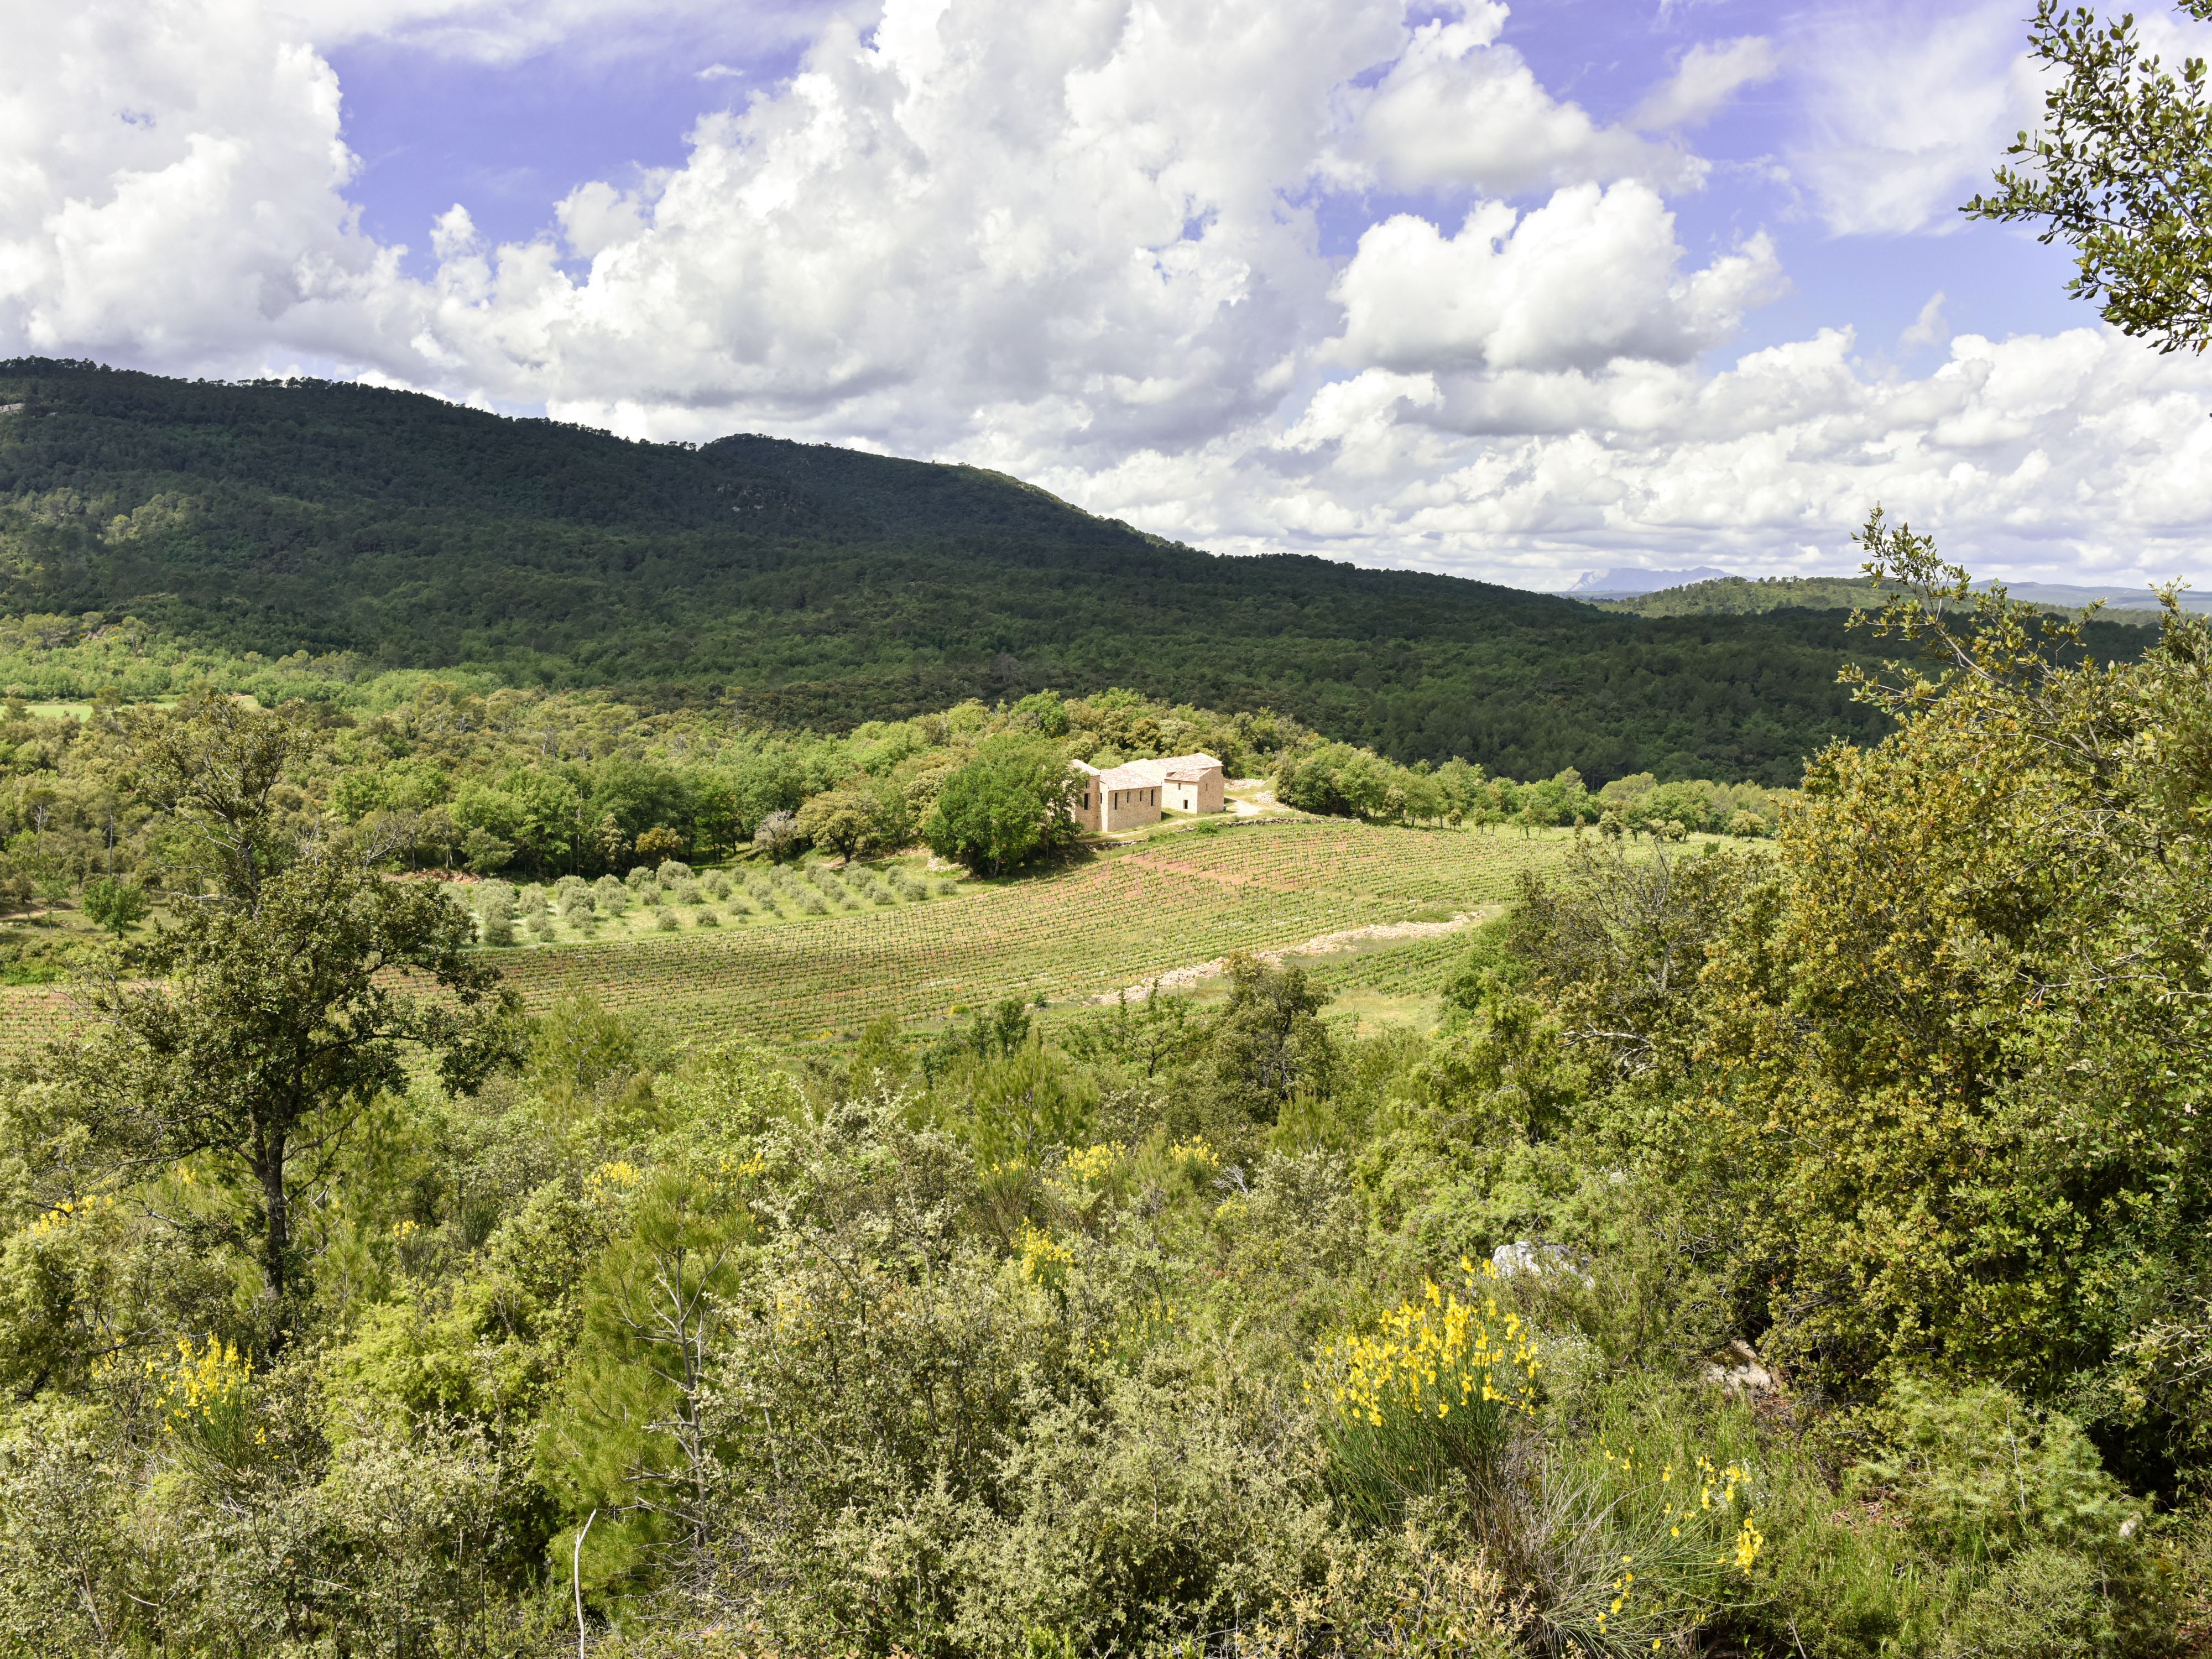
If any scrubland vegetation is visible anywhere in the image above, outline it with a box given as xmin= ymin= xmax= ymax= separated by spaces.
xmin=0 ymin=519 xmax=2206 ymax=1657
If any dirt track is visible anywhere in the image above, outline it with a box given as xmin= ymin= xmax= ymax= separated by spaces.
xmin=1095 ymin=905 xmax=1496 ymax=1002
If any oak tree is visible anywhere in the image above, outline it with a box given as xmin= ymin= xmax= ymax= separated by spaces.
xmin=1967 ymin=0 xmax=2212 ymax=354
xmin=40 ymin=696 xmax=517 ymax=1333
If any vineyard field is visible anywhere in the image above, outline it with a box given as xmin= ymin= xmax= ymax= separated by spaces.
xmin=0 ymin=985 xmax=76 ymax=1051
xmin=1307 ymin=928 xmax=1486 ymax=1001
xmin=490 ymin=821 xmax=1568 ymax=1043
xmin=0 ymin=821 xmax=1573 ymax=1050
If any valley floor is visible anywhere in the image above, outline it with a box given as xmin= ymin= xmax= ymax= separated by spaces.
xmin=481 ymin=818 xmax=1569 ymax=1046
xmin=0 ymin=819 xmax=1574 ymax=1051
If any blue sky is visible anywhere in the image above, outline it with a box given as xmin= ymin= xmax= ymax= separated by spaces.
xmin=8 ymin=0 xmax=2209 ymax=588
xmin=328 ymin=0 xmax=2087 ymax=351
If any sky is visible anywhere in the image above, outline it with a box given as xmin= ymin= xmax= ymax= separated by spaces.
xmin=5 ymin=0 xmax=2211 ymax=592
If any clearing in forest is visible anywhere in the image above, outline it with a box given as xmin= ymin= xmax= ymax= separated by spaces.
xmin=484 ymin=819 xmax=1567 ymax=1043
xmin=0 ymin=820 xmax=1571 ymax=1049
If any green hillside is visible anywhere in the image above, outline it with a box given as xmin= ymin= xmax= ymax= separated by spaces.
xmin=0 ymin=359 xmax=1965 ymax=782
xmin=1593 ymin=572 xmax=2189 ymax=623
xmin=1590 ymin=574 xmax=1892 ymax=618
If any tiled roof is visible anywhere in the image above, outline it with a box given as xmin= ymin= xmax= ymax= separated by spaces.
xmin=1071 ymin=753 xmax=1220 ymax=792
xmin=1091 ymin=763 xmax=1162 ymax=790
xmin=1113 ymin=752 xmax=1222 ymax=785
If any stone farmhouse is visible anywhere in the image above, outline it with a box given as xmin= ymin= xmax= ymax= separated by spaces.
xmin=1071 ymin=752 xmax=1227 ymax=833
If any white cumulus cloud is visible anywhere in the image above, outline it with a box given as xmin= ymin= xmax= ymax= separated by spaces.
xmin=1326 ymin=6 xmax=1698 ymax=194
xmin=0 ymin=0 xmax=400 ymax=373
xmin=418 ymin=0 xmax=1411 ymax=456
xmin=1102 ymin=325 xmax=2212 ymax=589
xmin=1329 ymin=182 xmax=1783 ymax=375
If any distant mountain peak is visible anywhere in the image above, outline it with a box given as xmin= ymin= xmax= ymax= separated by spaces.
xmin=1568 ymin=566 xmax=1737 ymax=596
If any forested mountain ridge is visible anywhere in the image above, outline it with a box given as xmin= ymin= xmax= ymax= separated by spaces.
xmin=0 ymin=358 xmax=2051 ymax=782
xmin=1590 ymin=575 xmax=1896 ymax=618
xmin=1592 ymin=572 xmax=2201 ymax=622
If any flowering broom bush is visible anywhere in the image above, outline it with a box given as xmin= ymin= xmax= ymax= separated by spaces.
xmin=1524 ymin=1426 xmax=1768 ymax=1656
xmin=146 ymin=1334 xmax=264 ymax=1463
xmin=1313 ymin=1261 xmax=1540 ymax=1525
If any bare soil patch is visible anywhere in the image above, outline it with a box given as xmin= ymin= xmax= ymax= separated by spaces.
xmin=1098 ymin=904 xmax=1498 ymax=1002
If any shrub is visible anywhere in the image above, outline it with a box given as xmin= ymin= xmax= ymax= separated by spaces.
xmin=145 ymin=1334 xmax=264 ymax=1467
xmin=1850 ymin=1380 xmax=2142 ymax=1562
xmin=1519 ymin=1422 xmax=1767 ymax=1655
xmin=1675 ymin=546 xmax=2212 ymax=1404
xmin=1314 ymin=1261 xmax=1537 ymax=1527
xmin=1939 ymin=1546 xmax=2114 ymax=1659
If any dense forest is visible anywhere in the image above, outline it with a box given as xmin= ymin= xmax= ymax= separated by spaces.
xmin=0 ymin=358 xmax=1989 ymax=785
xmin=1 ymin=519 xmax=2206 ymax=1657
xmin=1591 ymin=576 xmax=1904 ymax=619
